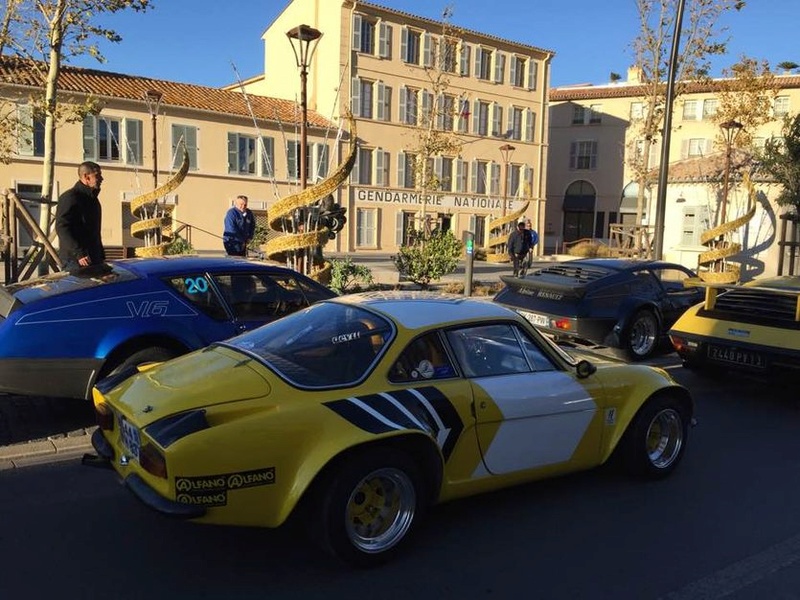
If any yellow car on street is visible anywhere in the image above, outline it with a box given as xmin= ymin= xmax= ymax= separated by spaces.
xmin=90 ymin=292 xmax=693 ymax=566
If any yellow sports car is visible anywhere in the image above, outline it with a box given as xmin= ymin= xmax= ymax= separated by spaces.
xmin=89 ymin=292 xmax=693 ymax=566
xmin=669 ymin=276 xmax=800 ymax=374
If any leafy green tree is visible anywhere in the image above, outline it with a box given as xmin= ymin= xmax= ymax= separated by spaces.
xmin=392 ymin=229 xmax=462 ymax=289
xmin=758 ymin=114 xmax=800 ymax=213
xmin=329 ymin=257 xmax=373 ymax=294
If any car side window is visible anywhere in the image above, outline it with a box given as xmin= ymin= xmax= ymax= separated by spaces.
xmin=212 ymin=273 xmax=296 ymax=320
xmin=166 ymin=275 xmax=228 ymax=321
xmin=518 ymin=329 xmax=557 ymax=372
xmin=631 ymin=270 xmax=659 ymax=296
xmin=652 ymin=267 xmax=696 ymax=295
xmin=388 ymin=332 xmax=456 ymax=383
xmin=445 ymin=324 xmax=530 ymax=378
xmin=269 ymin=274 xmax=309 ymax=315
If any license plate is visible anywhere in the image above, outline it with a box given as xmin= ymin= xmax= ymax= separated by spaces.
xmin=119 ymin=415 xmax=141 ymax=460
xmin=519 ymin=310 xmax=550 ymax=328
xmin=708 ymin=344 xmax=766 ymax=369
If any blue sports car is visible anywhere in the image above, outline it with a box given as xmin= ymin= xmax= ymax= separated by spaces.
xmin=0 ymin=256 xmax=336 ymax=399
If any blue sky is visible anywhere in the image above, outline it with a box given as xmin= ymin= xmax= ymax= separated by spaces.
xmin=70 ymin=0 xmax=797 ymax=89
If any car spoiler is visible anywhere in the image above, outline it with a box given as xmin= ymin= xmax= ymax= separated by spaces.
xmin=499 ymin=274 xmax=588 ymax=299
xmin=0 ymin=286 xmax=21 ymax=318
xmin=689 ymin=279 xmax=800 ymax=320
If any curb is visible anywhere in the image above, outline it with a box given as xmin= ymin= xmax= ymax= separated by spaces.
xmin=0 ymin=428 xmax=96 ymax=471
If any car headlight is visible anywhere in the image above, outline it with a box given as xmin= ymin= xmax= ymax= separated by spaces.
xmin=145 ymin=410 xmax=210 ymax=448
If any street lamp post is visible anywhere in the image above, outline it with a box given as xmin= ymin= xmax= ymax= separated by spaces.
xmin=287 ymin=25 xmax=323 ymax=194
xmin=143 ymin=89 xmax=163 ymax=189
xmin=499 ymin=143 xmax=516 ymax=218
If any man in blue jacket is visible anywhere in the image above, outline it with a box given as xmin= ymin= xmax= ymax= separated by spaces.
xmin=223 ymin=195 xmax=255 ymax=256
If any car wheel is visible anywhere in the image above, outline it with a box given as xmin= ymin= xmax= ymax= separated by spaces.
xmin=309 ymin=448 xmax=425 ymax=567
xmin=619 ymin=394 xmax=689 ymax=479
xmin=624 ymin=309 xmax=659 ymax=360
xmin=106 ymin=346 xmax=177 ymax=378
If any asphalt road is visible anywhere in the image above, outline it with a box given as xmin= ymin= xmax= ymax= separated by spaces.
xmin=2 ymin=359 xmax=800 ymax=599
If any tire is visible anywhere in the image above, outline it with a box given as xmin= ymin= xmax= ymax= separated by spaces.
xmin=106 ymin=346 xmax=177 ymax=378
xmin=618 ymin=395 xmax=689 ymax=479
xmin=624 ymin=309 xmax=659 ymax=361
xmin=307 ymin=448 xmax=425 ymax=567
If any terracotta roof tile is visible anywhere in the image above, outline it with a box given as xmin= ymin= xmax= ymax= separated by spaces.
xmin=0 ymin=57 xmax=333 ymax=129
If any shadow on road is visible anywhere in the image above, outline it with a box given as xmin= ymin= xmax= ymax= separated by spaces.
xmin=0 ymin=394 xmax=95 ymax=446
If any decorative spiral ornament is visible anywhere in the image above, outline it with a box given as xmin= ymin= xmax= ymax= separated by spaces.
xmin=693 ymin=171 xmax=757 ymax=285
xmin=129 ymin=146 xmax=191 ymax=257
xmin=263 ymin=112 xmax=357 ymax=282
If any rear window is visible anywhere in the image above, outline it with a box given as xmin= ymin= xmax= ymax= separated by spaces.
xmin=223 ymin=302 xmax=394 ymax=388
xmin=4 ymin=263 xmax=138 ymax=305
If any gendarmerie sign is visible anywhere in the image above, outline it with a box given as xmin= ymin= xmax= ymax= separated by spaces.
xmin=353 ymin=187 xmax=520 ymax=212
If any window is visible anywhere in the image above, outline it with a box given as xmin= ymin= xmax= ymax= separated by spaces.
xmin=376 ymin=82 xmax=392 ymax=121
xmin=474 ymin=100 xmax=490 ymax=136
xmin=569 ymin=141 xmax=598 ymax=170
xmin=375 ymin=149 xmax=390 ymax=186
xmin=703 ymin=99 xmax=718 ymax=119
xmin=378 ymin=22 xmax=392 ymax=58
xmin=459 ymin=42 xmax=471 ymax=76
xmin=630 ymin=102 xmax=644 ymax=120
xmin=227 ymin=133 xmax=257 ymax=175
xmin=509 ymin=107 xmax=523 ymax=141
xmin=82 ymin=115 xmax=143 ymax=164
xmin=492 ymin=103 xmax=503 ymax=137
xmin=356 ymin=17 xmax=375 ymax=54
xmin=436 ymin=37 xmax=457 ymax=73
xmin=525 ymin=109 xmax=536 ymax=142
xmin=260 ymin=137 xmax=275 ymax=178
xmin=171 ymin=124 xmax=198 ymax=170
xmin=357 ymin=147 xmax=373 ymax=184
xmin=475 ymin=47 xmax=493 ymax=80
xmin=16 ymin=105 xmax=45 ymax=157
xmin=457 ymin=98 xmax=470 ymax=133
xmin=472 ymin=160 xmax=488 ymax=194
xmin=214 ymin=273 xmax=304 ymax=322
xmin=775 ymin=96 xmax=790 ymax=117
xmin=287 ymin=141 xmax=327 ymax=182
xmin=125 ymin=119 xmax=143 ymax=165
xmin=440 ymin=157 xmax=454 ymax=192
xmin=510 ymin=56 xmax=526 ymax=87
xmin=493 ymin=51 xmax=505 ymax=84
xmin=402 ymin=28 xmax=421 ymax=64
xmin=445 ymin=324 xmax=554 ymax=378
xmin=506 ymin=163 xmax=521 ymax=197
xmin=680 ymin=205 xmax=710 ymax=246
xmin=437 ymin=94 xmax=455 ymax=131
xmin=400 ymin=87 xmax=419 ymax=125
xmin=388 ymin=332 xmax=456 ymax=383
xmin=356 ymin=207 xmax=377 ymax=247
xmin=682 ymin=100 xmax=699 ymax=121
xmin=398 ymin=151 xmax=418 ymax=189
xmin=359 ymin=79 xmax=374 ymax=119
xmin=572 ymin=105 xmax=586 ymax=125
xmin=455 ymin=159 xmax=468 ymax=192
xmin=165 ymin=275 xmax=227 ymax=321
xmin=588 ymin=104 xmax=602 ymax=124
xmin=686 ymin=138 xmax=707 ymax=157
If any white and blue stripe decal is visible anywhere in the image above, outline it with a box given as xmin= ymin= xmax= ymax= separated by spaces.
xmin=325 ymin=386 xmax=463 ymax=461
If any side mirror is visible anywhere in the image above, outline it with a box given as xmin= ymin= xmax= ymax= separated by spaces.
xmin=575 ymin=359 xmax=596 ymax=379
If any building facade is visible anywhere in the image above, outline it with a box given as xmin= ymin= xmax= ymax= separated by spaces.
xmin=0 ymin=57 xmax=338 ymax=259
xmin=246 ymin=0 xmax=554 ymax=253
xmin=547 ymin=67 xmax=800 ymax=277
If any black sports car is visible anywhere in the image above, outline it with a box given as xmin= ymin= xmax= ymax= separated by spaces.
xmin=494 ymin=258 xmax=703 ymax=360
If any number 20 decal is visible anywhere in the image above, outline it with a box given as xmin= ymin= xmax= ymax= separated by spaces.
xmin=185 ymin=277 xmax=209 ymax=294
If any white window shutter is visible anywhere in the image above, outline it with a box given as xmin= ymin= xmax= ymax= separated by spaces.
xmin=474 ymin=47 xmax=482 ymax=78
xmin=525 ymin=109 xmax=535 ymax=142
xmin=510 ymin=57 xmax=518 ymax=87
xmin=491 ymin=162 xmax=500 ymax=195
xmin=83 ymin=115 xmax=97 ymax=160
xmin=401 ymin=28 xmax=408 ymax=61
xmin=350 ymin=150 xmax=359 ymax=183
xmin=352 ymin=14 xmax=362 ymax=50
xmin=527 ymin=60 xmax=538 ymax=90
xmin=434 ymin=156 xmax=443 ymax=181
xmin=494 ymin=52 xmax=505 ymax=84
xmin=397 ymin=152 xmax=406 ymax=187
xmin=460 ymin=42 xmax=470 ymax=76
xmin=351 ymin=77 xmax=361 ymax=116
xmin=590 ymin=141 xmax=598 ymax=169
xmin=470 ymin=160 xmax=478 ymax=192
xmin=395 ymin=211 xmax=404 ymax=245
xmin=399 ymin=86 xmax=407 ymax=123
xmin=17 ymin=104 xmax=33 ymax=156
xmin=472 ymin=99 xmax=479 ymax=133
xmin=423 ymin=32 xmax=433 ymax=67
xmin=379 ymin=22 xmax=391 ymax=58
xmin=436 ymin=94 xmax=445 ymax=129
xmin=421 ymin=90 xmax=432 ymax=122
xmin=375 ymin=148 xmax=385 ymax=185
xmin=492 ymin=102 xmax=502 ymax=136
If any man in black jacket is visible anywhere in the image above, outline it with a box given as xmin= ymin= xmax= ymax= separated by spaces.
xmin=56 ymin=161 xmax=105 ymax=271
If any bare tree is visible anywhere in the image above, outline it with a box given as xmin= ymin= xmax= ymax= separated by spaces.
xmin=627 ymin=0 xmax=745 ymax=250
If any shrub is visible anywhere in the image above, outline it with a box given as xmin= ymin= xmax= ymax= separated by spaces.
xmin=567 ymin=241 xmax=612 ymax=257
xmin=165 ymin=235 xmax=194 ymax=255
xmin=329 ymin=257 xmax=374 ymax=294
xmin=392 ymin=229 xmax=463 ymax=289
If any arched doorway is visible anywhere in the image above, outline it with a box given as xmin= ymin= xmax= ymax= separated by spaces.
xmin=619 ymin=182 xmax=649 ymax=226
xmin=563 ymin=180 xmax=596 ymax=244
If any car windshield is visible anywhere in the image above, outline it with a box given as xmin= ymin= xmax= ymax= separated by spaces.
xmin=223 ymin=301 xmax=394 ymax=388
xmin=5 ymin=263 xmax=138 ymax=304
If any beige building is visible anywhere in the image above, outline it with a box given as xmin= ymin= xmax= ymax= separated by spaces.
xmin=242 ymin=0 xmax=554 ymax=253
xmin=0 ymin=57 xmax=337 ymax=259
xmin=547 ymin=68 xmax=800 ymax=277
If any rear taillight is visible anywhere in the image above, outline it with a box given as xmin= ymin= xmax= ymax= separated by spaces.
xmin=553 ymin=318 xmax=572 ymax=331
xmin=669 ymin=335 xmax=697 ymax=353
xmin=95 ymin=402 xmax=114 ymax=431
xmin=139 ymin=443 xmax=167 ymax=478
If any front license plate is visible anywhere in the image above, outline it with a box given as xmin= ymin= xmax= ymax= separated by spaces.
xmin=519 ymin=310 xmax=550 ymax=328
xmin=119 ymin=416 xmax=140 ymax=461
xmin=708 ymin=344 xmax=766 ymax=369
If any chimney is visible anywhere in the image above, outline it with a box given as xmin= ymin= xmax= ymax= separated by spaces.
xmin=627 ymin=65 xmax=643 ymax=84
